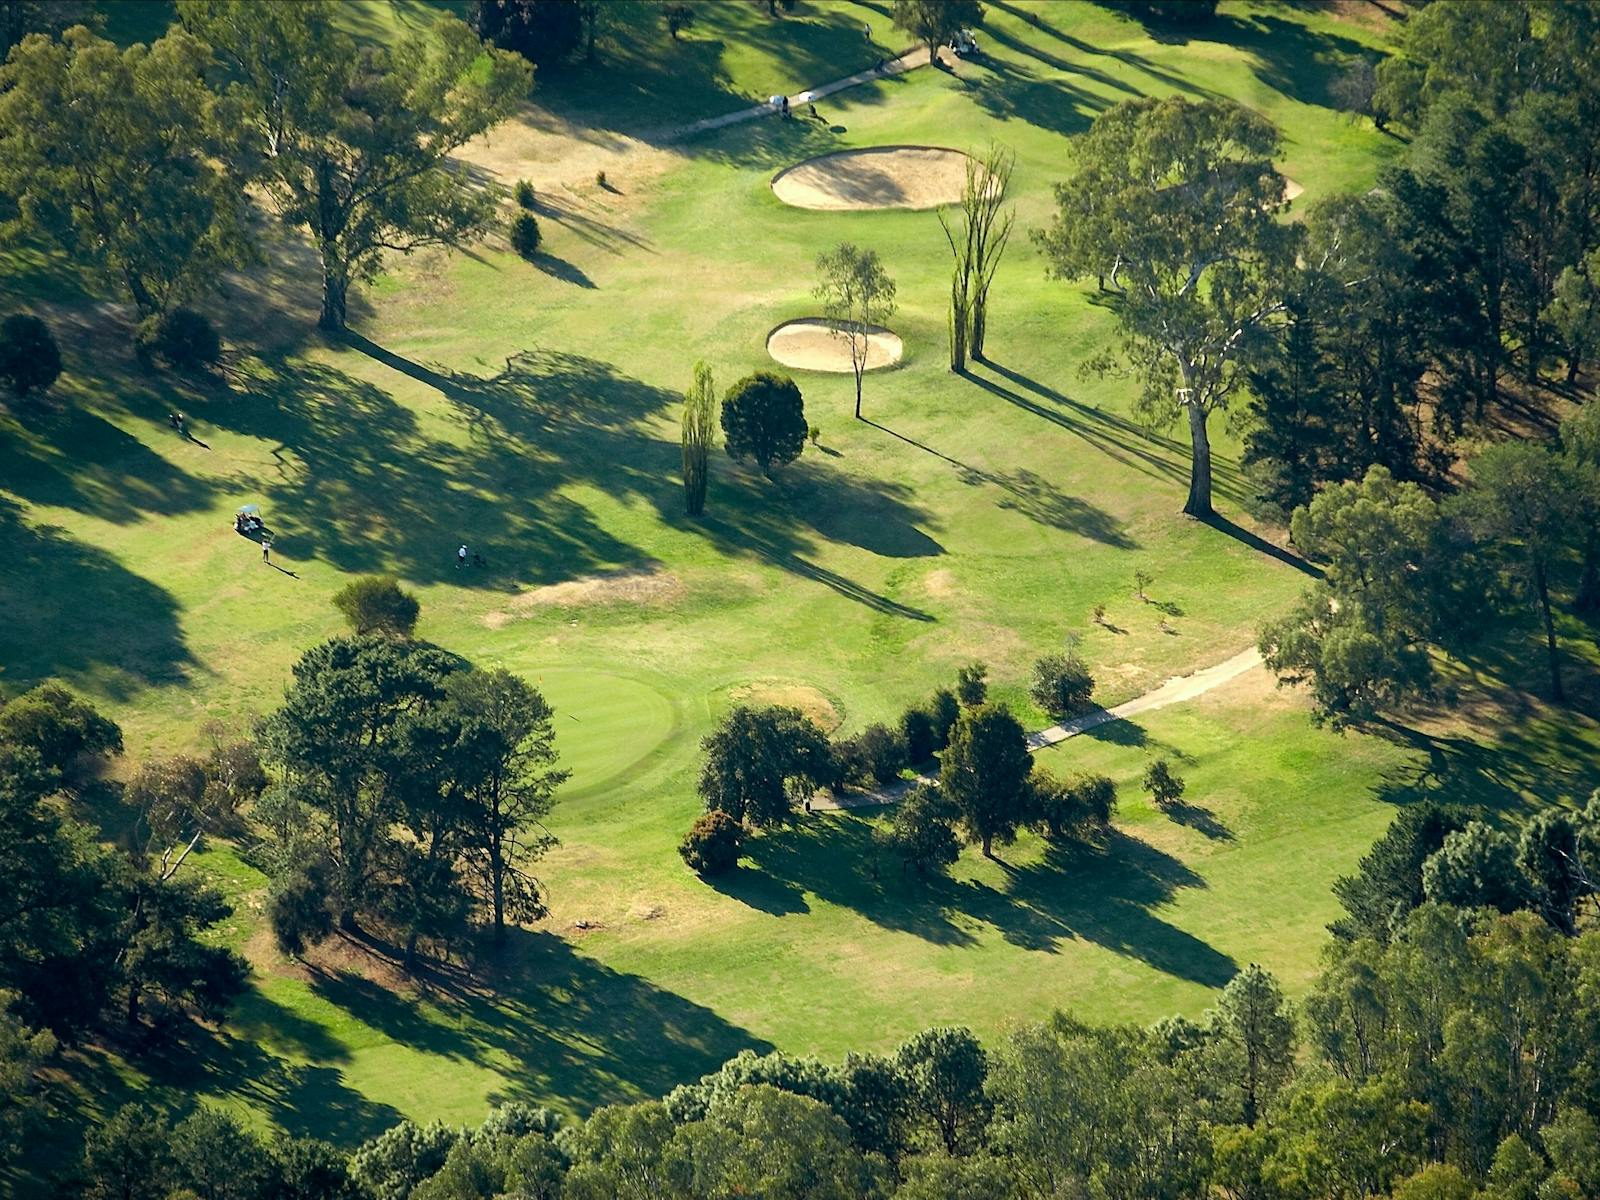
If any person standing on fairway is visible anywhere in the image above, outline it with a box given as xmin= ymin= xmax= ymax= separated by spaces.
xmin=261 ymin=537 xmax=272 ymax=564
xmin=458 ymin=544 xmax=468 ymax=569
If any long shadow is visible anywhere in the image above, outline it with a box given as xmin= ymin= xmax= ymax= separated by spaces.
xmin=532 ymin=252 xmax=598 ymax=289
xmin=1205 ymin=11 xmax=1379 ymax=110
xmin=306 ymin=928 xmax=776 ymax=1116
xmin=1163 ymin=801 xmax=1234 ymax=842
xmin=0 ymin=499 xmax=193 ymax=699
xmin=1198 ymin=513 xmax=1321 ymax=578
xmin=707 ymin=864 xmax=811 ymax=916
xmin=862 ymin=417 xmax=1135 ymax=546
xmin=968 ymin=361 xmax=1251 ymax=509
xmin=745 ymin=814 xmax=1233 ymax=984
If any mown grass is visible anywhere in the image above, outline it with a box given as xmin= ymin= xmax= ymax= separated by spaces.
xmin=5 ymin=0 xmax=1595 ymax=1159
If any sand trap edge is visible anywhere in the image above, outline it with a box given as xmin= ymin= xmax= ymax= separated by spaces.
xmin=770 ymin=144 xmax=976 ymax=212
xmin=765 ymin=318 xmax=905 ymax=373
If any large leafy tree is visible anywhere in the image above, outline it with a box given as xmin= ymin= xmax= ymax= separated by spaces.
xmin=1453 ymin=441 xmax=1580 ymax=703
xmin=891 ymin=0 xmax=982 ymax=57
xmin=1037 ymin=96 xmax=1295 ymax=518
xmin=178 ymin=1 xmax=531 ymax=330
xmin=0 ymin=26 xmax=252 ymax=319
xmin=814 ymin=243 xmax=896 ymax=420
xmin=1261 ymin=467 xmax=1483 ymax=727
xmin=1329 ymin=802 xmax=1466 ymax=943
xmin=438 ymin=669 xmax=568 ymax=942
xmin=697 ymin=705 xmax=831 ymax=828
xmin=939 ymin=704 xmax=1032 ymax=858
xmin=262 ymin=636 xmax=460 ymax=929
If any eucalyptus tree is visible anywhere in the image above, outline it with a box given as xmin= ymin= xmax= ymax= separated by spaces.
xmin=815 ymin=244 xmax=896 ymax=419
xmin=1037 ymin=97 xmax=1296 ymax=518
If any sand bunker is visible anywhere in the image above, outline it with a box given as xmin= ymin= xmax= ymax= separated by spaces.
xmin=1284 ymin=178 xmax=1305 ymax=201
xmin=772 ymin=145 xmax=975 ymax=211
xmin=766 ymin=319 xmax=904 ymax=373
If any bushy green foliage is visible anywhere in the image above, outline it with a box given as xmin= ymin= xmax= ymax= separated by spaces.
xmin=513 ymin=177 xmax=536 ymax=208
xmin=681 ymin=360 xmax=716 ymax=516
xmin=510 ymin=211 xmax=542 ymax=259
xmin=955 ymin=662 xmax=987 ymax=707
xmin=836 ymin=722 xmax=907 ymax=788
xmin=0 ymin=313 xmax=61 ymax=396
xmin=332 ymin=575 xmax=422 ymax=638
xmin=1142 ymin=758 xmax=1184 ymax=808
xmin=474 ymin=0 xmax=583 ymax=67
xmin=663 ymin=3 xmax=695 ymax=39
xmin=678 ymin=810 xmax=743 ymax=876
xmin=940 ymin=704 xmax=1032 ymax=857
xmin=898 ymin=705 xmax=938 ymax=765
xmin=1331 ymin=802 xmax=1465 ymax=943
xmin=927 ymin=688 xmax=961 ymax=750
xmin=720 ymin=372 xmax=806 ymax=477
xmin=134 ymin=307 xmax=221 ymax=370
xmin=268 ymin=858 xmax=335 ymax=957
xmin=892 ymin=0 xmax=983 ymax=54
xmin=1028 ymin=651 xmax=1094 ymax=720
xmin=0 ymin=682 xmax=122 ymax=778
xmin=1029 ymin=772 xmax=1115 ymax=842
xmin=876 ymin=783 xmax=959 ymax=878
xmin=696 ymin=705 xmax=831 ymax=826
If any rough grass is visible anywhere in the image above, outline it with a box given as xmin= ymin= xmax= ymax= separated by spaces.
xmin=6 ymin=0 xmax=1596 ymax=1164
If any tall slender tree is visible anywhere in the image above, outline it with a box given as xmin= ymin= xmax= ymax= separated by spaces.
xmin=682 ymin=361 xmax=716 ymax=515
xmin=966 ymin=145 xmax=1014 ymax=363
xmin=815 ymin=244 xmax=896 ymax=419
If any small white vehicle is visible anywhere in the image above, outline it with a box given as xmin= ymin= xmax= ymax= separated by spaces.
xmin=949 ymin=28 xmax=979 ymax=56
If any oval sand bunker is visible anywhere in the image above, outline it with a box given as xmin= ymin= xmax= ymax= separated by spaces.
xmin=772 ymin=146 xmax=974 ymax=211
xmin=766 ymin=319 xmax=904 ymax=373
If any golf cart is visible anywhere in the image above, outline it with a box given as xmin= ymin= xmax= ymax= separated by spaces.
xmin=949 ymin=28 xmax=979 ymax=57
xmin=234 ymin=504 xmax=265 ymax=535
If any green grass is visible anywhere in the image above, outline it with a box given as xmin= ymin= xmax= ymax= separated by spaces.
xmin=6 ymin=0 xmax=1595 ymax=1160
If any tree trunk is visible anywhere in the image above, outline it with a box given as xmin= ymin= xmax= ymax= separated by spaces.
xmin=126 ymin=984 xmax=141 ymax=1027
xmin=319 ymin=266 xmax=348 ymax=331
xmin=971 ymin=295 xmax=987 ymax=362
xmin=404 ymin=930 xmax=419 ymax=972
xmin=1567 ymin=350 xmax=1582 ymax=386
xmin=1535 ymin=566 xmax=1564 ymax=703
xmin=949 ymin=281 xmax=968 ymax=373
xmin=981 ymin=832 xmax=992 ymax=858
xmin=1182 ymin=401 xmax=1215 ymax=519
xmin=491 ymin=851 xmax=507 ymax=942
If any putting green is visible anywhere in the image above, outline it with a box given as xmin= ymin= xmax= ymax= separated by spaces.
xmin=516 ymin=666 xmax=678 ymax=799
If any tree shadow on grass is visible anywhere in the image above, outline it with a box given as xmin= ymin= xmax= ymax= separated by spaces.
xmin=1162 ymin=801 xmax=1235 ymax=842
xmin=305 ymin=928 xmax=775 ymax=1115
xmin=1205 ymin=11 xmax=1379 ymax=110
xmin=0 ymin=499 xmax=193 ymax=699
xmin=748 ymin=814 xmax=1233 ymax=984
xmin=966 ymin=360 xmax=1252 ymax=511
xmin=707 ymin=863 xmax=811 ymax=916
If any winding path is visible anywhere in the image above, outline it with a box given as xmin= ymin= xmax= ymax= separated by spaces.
xmin=810 ymin=647 xmax=1264 ymax=812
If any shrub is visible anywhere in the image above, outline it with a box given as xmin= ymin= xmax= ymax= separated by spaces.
xmin=679 ymin=810 xmax=744 ymax=875
xmin=332 ymin=576 xmax=421 ymax=638
xmin=473 ymin=0 xmax=582 ymax=66
xmin=928 ymin=688 xmax=961 ymax=750
xmin=955 ymin=662 xmax=987 ymax=707
xmin=1144 ymin=758 xmax=1185 ymax=808
xmin=513 ymin=178 xmax=536 ymax=209
xmin=1031 ymin=772 xmax=1116 ymax=841
xmin=1029 ymin=650 xmax=1096 ymax=720
xmin=899 ymin=705 xmax=938 ymax=764
xmin=136 ymin=308 xmax=221 ymax=371
xmin=836 ymin=723 xmax=907 ymax=788
xmin=269 ymin=861 xmax=334 ymax=957
xmin=876 ymin=783 xmax=959 ymax=877
xmin=0 ymin=682 xmax=123 ymax=776
xmin=0 ymin=313 xmax=62 ymax=396
xmin=510 ymin=212 xmax=541 ymax=259
xmin=721 ymin=371 xmax=807 ymax=477
xmin=698 ymin=705 xmax=832 ymax=826
xmin=595 ymin=169 xmax=607 ymax=188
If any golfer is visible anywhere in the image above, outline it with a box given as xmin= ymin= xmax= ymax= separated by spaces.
xmin=261 ymin=537 xmax=272 ymax=564
xmin=457 ymin=544 xmax=468 ymax=569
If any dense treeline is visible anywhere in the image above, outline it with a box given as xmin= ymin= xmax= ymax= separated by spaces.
xmin=38 ymin=882 xmax=1600 ymax=1198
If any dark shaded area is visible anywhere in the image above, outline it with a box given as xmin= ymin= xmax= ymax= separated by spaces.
xmin=1198 ymin=512 xmax=1322 ymax=578
xmin=530 ymin=252 xmax=598 ymax=289
xmin=745 ymin=815 xmax=1234 ymax=984
xmin=0 ymin=499 xmax=194 ymax=698
xmin=1205 ymin=10 xmax=1378 ymax=110
xmin=1163 ymin=801 xmax=1234 ymax=841
xmin=308 ymin=929 xmax=775 ymax=1115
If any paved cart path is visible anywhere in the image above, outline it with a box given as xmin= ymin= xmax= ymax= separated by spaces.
xmin=810 ymin=647 xmax=1265 ymax=812
xmin=651 ymin=44 xmax=939 ymax=144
